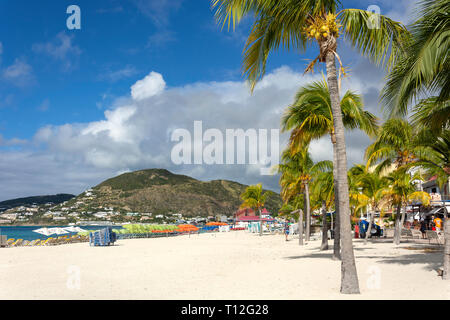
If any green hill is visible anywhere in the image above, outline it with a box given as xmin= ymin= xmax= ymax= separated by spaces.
xmin=0 ymin=194 xmax=75 ymax=212
xmin=70 ymin=169 xmax=282 ymax=217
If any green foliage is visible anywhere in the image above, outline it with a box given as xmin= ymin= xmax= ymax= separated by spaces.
xmin=72 ymin=169 xmax=282 ymax=217
xmin=212 ymin=0 xmax=408 ymax=90
xmin=97 ymin=169 xmax=195 ymax=191
xmin=240 ymin=184 xmax=270 ymax=213
xmin=0 ymin=194 xmax=75 ymax=211
xmin=382 ymin=0 xmax=450 ymax=117
xmin=281 ymin=80 xmax=378 ymax=153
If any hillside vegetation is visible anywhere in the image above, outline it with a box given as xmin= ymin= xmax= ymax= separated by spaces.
xmin=72 ymin=169 xmax=282 ymax=217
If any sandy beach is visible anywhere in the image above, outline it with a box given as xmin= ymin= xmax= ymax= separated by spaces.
xmin=1 ymin=231 xmax=449 ymax=300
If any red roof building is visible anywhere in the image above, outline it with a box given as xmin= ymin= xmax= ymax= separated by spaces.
xmin=235 ymin=207 xmax=274 ymax=222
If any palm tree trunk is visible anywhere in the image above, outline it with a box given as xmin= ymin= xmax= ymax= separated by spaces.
xmin=320 ymin=201 xmax=329 ymax=251
xmin=394 ymin=205 xmax=402 ymax=245
xmin=364 ymin=211 xmax=375 ymax=245
xmin=305 ymin=183 xmax=311 ymax=242
xmin=400 ymin=205 xmax=407 ymax=228
xmin=331 ymin=137 xmax=341 ymax=260
xmin=326 ymin=50 xmax=360 ymax=294
xmin=298 ymin=209 xmax=304 ymax=246
xmin=443 ymin=208 xmax=450 ymax=280
xmin=259 ymin=207 xmax=262 ymax=236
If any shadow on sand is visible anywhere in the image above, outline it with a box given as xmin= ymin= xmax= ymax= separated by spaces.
xmin=284 ymin=242 xmax=444 ymax=272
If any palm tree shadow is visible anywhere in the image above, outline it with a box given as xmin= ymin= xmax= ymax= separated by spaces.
xmin=284 ymin=245 xmax=444 ymax=272
xmin=376 ymin=246 xmax=444 ymax=272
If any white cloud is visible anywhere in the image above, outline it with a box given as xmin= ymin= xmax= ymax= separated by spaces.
xmin=2 ymin=58 xmax=34 ymax=86
xmin=1 ymin=66 xmax=380 ymax=200
xmin=131 ymin=71 xmax=166 ymax=101
xmin=32 ymin=32 xmax=81 ymax=71
xmin=0 ymin=134 xmax=27 ymax=146
xmin=99 ymin=65 xmax=139 ymax=82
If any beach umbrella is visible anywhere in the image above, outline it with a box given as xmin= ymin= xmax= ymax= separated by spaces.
xmin=33 ymin=227 xmax=53 ymax=236
xmin=63 ymin=226 xmax=86 ymax=233
xmin=47 ymin=227 xmax=69 ymax=235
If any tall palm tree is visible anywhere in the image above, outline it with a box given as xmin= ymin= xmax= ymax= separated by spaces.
xmin=281 ymin=80 xmax=378 ymax=259
xmin=240 ymin=184 xmax=270 ymax=236
xmin=278 ymin=147 xmax=332 ymax=244
xmin=310 ymin=161 xmax=334 ymax=251
xmin=365 ymin=118 xmax=419 ymax=173
xmin=349 ymin=164 xmax=389 ymax=244
xmin=384 ymin=168 xmax=431 ymax=245
xmin=278 ymin=148 xmax=314 ymax=244
xmin=409 ymin=128 xmax=450 ymax=279
xmin=212 ymin=0 xmax=408 ymax=294
xmin=382 ymin=0 xmax=449 ymax=119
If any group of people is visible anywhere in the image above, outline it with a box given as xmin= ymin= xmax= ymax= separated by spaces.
xmin=281 ymin=213 xmax=445 ymax=242
xmin=417 ymin=215 xmax=443 ymax=238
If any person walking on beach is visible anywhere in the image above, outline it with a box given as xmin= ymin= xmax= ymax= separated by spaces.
xmin=420 ymin=219 xmax=427 ymax=239
xmin=433 ymin=216 xmax=443 ymax=233
xmin=284 ymin=219 xmax=290 ymax=241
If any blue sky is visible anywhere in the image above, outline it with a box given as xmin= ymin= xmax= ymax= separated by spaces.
xmin=0 ymin=0 xmax=309 ymax=140
xmin=0 ymin=0 xmax=417 ymax=200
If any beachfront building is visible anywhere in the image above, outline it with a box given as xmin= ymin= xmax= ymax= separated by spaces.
xmin=422 ymin=175 xmax=450 ymax=205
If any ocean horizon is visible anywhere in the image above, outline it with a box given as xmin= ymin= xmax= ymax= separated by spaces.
xmin=0 ymin=225 xmax=122 ymax=241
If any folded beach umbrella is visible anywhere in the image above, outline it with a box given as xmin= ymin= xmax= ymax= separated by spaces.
xmin=33 ymin=227 xmax=53 ymax=236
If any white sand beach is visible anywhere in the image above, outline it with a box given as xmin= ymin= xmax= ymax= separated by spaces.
xmin=1 ymin=231 xmax=449 ymax=300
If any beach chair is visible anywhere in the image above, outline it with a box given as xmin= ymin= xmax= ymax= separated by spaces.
xmin=401 ymin=228 xmax=413 ymax=241
xmin=40 ymin=237 xmax=54 ymax=246
xmin=28 ymin=239 xmax=41 ymax=246
xmin=11 ymin=239 xmax=24 ymax=247
xmin=410 ymin=229 xmax=423 ymax=239
xmin=426 ymin=230 xmax=442 ymax=245
xmin=6 ymin=239 xmax=15 ymax=247
xmin=22 ymin=240 xmax=30 ymax=246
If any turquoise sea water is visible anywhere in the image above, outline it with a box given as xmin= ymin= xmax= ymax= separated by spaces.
xmin=0 ymin=225 xmax=123 ymax=241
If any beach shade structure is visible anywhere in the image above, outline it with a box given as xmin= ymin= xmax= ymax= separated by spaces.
xmin=63 ymin=226 xmax=86 ymax=233
xmin=47 ymin=228 xmax=70 ymax=235
xmin=33 ymin=227 xmax=54 ymax=237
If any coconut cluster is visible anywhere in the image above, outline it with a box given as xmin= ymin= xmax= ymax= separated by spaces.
xmin=304 ymin=14 xmax=340 ymax=41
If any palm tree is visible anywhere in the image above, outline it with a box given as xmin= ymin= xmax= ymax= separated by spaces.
xmin=281 ymin=80 xmax=378 ymax=259
xmin=411 ymin=98 xmax=450 ymax=134
xmin=278 ymin=147 xmax=332 ymax=245
xmin=349 ymin=164 xmax=389 ymax=244
xmin=310 ymin=161 xmax=334 ymax=251
xmin=384 ymin=168 xmax=431 ymax=245
xmin=240 ymin=184 xmax=270 ymax=236
xmin=365 ymin=118 xmax=419 ymax=173
xmin=409 ymin=128 xmax=450 ymax=279
xmin=212 ymin=0 xmax=408 ymax=294
xmin=382 ymin=0 xmax=449 ymax=119
xmin=278 ymin=148 xmax=314 ymax=244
